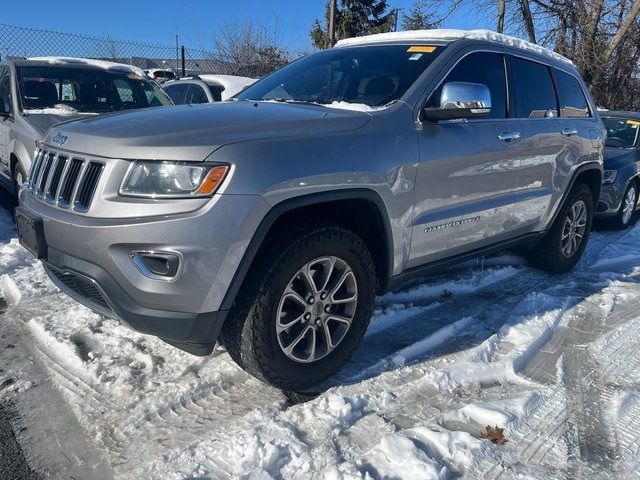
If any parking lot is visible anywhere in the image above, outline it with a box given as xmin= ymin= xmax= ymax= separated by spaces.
xmin=2 ymin=190 xmax=640 ymax=479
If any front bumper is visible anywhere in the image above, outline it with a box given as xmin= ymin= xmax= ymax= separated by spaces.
xmin=43 ymin=249 xmax=226 ymax=355
xmin=18 ymin=188 xmax=270 ymax=355
xmin=595 ymin=182 xmax=623 ymax=216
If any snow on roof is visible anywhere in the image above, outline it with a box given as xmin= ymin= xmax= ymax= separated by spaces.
xmin=197 ymin=75 xmax=257 ymax=100
xmin=335 ymin=29 xmax=573 ymax=65
xmin=27 ymin=57 xmax=146 ymax=77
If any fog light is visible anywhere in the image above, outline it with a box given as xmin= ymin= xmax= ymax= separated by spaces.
xmin=130 ymin=251 xmax=181 ymax=280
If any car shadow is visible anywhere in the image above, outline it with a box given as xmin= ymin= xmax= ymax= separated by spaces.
xmin=300 ymin=223 xmax=640 ymax=398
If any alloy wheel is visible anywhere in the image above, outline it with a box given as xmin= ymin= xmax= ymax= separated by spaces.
xmin=622 ymin=185 xmax=637 ymax=226
xmin=561 ymin=200 xmax=587 ymax=258
xmin=276 ymin=256 xmax=358 ymax=363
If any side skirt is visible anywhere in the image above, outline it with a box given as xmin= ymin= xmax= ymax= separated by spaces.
xmin=384 ymin=231 xmax=545 ymax=293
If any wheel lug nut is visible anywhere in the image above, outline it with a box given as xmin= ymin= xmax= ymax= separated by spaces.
xmin=304 ymin=313 xmax=311 ymax=320
xmin=308 ymin=296 xmax=315 ymax=304
xmin=324 ymin=305 xmax=331 ymax=313
xmin=314 ymin=317 xmax=321 ymax=326
xmin=320 ymin=292 xmax=327 ymax=300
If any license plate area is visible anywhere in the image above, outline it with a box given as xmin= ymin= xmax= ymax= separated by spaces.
xmin=15 ymin=208 xmax=47 ymax=260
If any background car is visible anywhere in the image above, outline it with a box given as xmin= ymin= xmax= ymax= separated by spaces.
xmin=596 ymin=111 xmax=640 ymax=228
xmin=143 ymin=68 xmax=176 ymax=83
xmin=163 ymin=74 xmax=256 ymax=104
xmin=0 ymin=57 xmax=173 ymax=195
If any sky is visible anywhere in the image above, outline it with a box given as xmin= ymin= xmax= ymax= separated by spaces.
xmin=1 ymin=1 xmax=484 ymax=53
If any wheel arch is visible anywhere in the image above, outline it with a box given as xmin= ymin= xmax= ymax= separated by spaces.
xmin=548 ymin=163 xmax=602 ymax=227
xmin=219 ymin=189 xmax=394 ymax=312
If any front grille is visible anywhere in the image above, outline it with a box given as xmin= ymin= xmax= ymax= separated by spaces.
xmin=46 ymin=265 xmax=114 ymax=315
xmin=28 ymin=147 xmax=104 ymax=212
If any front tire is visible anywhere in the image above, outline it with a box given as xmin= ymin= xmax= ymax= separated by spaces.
xmin=528 ymin=182 xmax=594 ymax=273
xmin=11 ymin=162 xmax=26 ymax=198
xmin=611 ymin=181 xmax=638 ymax=230
xmin=220 ymin=222 xmax=376 ymax=391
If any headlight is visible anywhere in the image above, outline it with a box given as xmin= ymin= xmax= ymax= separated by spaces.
xmin=602 ymin=170 xmax=618 ymax=184
xmin=120 ymin=161 xmax=229 ymax=198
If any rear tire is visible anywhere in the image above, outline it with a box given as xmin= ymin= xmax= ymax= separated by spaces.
xmin=528 ymin=182 xmax=593 ymax=273
xmin=220 ymin=222 xmax=376 ymax=392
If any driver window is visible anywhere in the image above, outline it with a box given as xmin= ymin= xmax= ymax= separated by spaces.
xmin=428 ymin=52 xmax=507 ymax=119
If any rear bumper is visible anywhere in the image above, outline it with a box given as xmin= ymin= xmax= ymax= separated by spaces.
xmin=43 ymin=247 xmax=227 ymax=355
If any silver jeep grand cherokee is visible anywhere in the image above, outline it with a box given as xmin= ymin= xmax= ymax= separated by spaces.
xmin=17 ymin=30 xmax=605 ymax=391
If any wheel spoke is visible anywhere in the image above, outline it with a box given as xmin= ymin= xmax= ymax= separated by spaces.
xmin=299 ymin=266 xmax=319 ymax=295
xmin=283 ymin=324 xmax=312 ymax=358
xmin=327 ymin=313 xmax=353 ymax=326
xmin=282 ymin=289 xmax=307 ymax=308
xmin=316 ymin=257 xmax=336 ymax=293
xmin=276 ymin=312 xmax=305 ymax=333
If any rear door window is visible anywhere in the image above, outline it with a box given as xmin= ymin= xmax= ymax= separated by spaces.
xmin=427 ymin=52 xmax=507 ymax=119
xmin=510 ymin=57 xmax=558 ymax=118
xmin=185 ymin=84 xmax=208 ymax=104
xmin=554 ymin=69 xmax=590 ymax=118
xmin=164 ymin=83 xmax=187 ymax=104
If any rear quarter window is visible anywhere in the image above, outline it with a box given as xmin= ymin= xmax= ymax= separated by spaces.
xmin=554 ymin=69 xmax=590 ymax=118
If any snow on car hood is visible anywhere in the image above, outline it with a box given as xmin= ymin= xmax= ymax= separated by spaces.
xmin=42 ymin=101 xmax=372 ymax=161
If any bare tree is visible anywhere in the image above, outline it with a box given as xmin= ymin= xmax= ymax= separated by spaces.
xmin=497 ymin=0 xmax=506 ymax=32
xmin=212 ymin=21 xmax=291 ymax=78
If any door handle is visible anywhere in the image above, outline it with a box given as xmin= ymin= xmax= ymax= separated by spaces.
xmin=561 ymin=128 xmax=578 ymax=136
xmin=498 ymin=131 xmax=521 ymax=141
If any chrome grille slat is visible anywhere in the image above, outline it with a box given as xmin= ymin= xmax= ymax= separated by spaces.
xmin=58 ymin=159 xmax=84 ymax=207
xmin=45 ymin=155 xmax=68 ymax=203
xmin=74 ymin=162 xmax=104 ymax=212
xmin=26 ymin=147 xmax=104 ymax=212
xmin=69 ymin=160 xmax=89 ymax=208
xmin=42 ymin=153 xmax=60 ymax=201
xmin=37 ymin=153 xmax=55 ymax=195
xmin=53 ymin=156 xmax=72 ymax=201
xmin=28 ymin=149 xmax=45 ymax=188
xmin=36 ymin=151 xmax=53 ymax=195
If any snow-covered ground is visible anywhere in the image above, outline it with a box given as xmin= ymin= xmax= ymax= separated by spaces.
xmin=2 ymin=196 xmax=640 ymax=479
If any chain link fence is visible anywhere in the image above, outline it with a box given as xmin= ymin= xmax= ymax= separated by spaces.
xmin=0 ymin=24 xmax=232 ymax=76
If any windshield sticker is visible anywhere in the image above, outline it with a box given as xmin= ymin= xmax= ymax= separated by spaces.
xmin=128 ymin=73 xmax=142 ymax=80
xmin=627 ymin=120 xmax=640 ymax=126
xmin=407 ymin=46 xmax=436 ymax=53
xmin=409 ymin=53 xmax=423 ymax=61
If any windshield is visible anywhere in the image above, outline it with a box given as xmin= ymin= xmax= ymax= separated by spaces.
xmin=17 ymin=66 xmax=172 ymax=114
xmin=603 ymin=117 xmax=640 ymax=148
xmin=237 ymin=45 xmax=445 ymax=108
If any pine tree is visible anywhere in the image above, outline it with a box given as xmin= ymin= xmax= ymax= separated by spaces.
xmin=310 ymin=0 xmax=395 ymax=49
xmin=402 ymin=0 xmax=438 ymax=31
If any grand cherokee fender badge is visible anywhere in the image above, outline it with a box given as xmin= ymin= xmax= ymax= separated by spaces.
xmin=52 ymin=132 xmax=68 ymax=146
xmin=424 ymin=216 xmax=480 ymax=233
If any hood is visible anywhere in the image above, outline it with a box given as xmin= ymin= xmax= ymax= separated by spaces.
xmin=43 ymin=102 xmax=372 ymax=161
xmin=25 ymin=112 xmax=93 ymax=134
xmin=603 ymin=146 xmax=638 ymax=169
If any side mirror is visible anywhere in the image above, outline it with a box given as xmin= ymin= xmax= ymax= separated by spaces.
xmin=423 ymin=82 xmax=491 ymax=121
